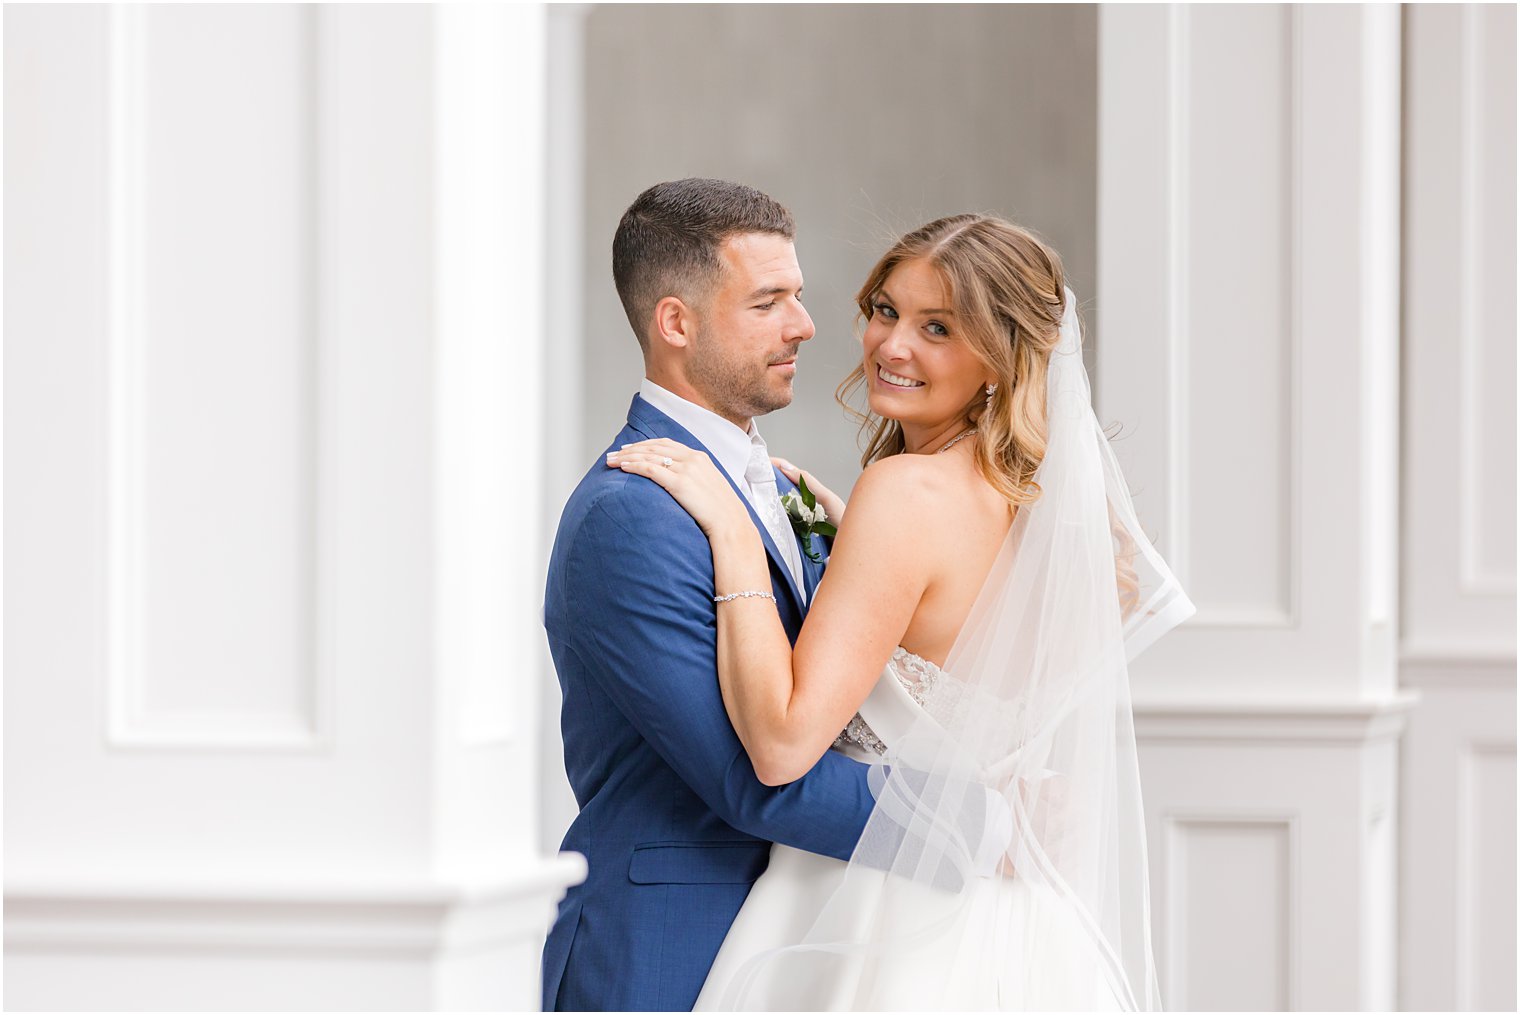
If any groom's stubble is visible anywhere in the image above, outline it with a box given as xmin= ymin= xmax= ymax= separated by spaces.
xmin=685 ymin=320 xmax=800 ymax=428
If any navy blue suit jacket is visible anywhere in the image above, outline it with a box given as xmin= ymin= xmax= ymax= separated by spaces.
xmin=541 ymin=395 xmax=876 ymax=1012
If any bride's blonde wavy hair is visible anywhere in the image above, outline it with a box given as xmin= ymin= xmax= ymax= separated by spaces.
xmin=837 ymin=214 xmax=1069 ymax=509
xmin=838 ymin=215 xmax=1143 ymax=613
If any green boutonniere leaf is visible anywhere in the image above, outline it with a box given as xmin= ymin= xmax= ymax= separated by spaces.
xmin=797 ymin=474 xmax=818 ymax=511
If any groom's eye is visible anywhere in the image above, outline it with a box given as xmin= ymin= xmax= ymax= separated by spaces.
xmin=754 ymin=301 xmax=775 ymax=311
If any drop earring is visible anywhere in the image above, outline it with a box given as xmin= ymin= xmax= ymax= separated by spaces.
xmin=985 ymin=382 xmax=998 ymax=407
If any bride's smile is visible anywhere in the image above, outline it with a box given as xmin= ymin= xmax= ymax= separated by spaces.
xmin=875 ymin=364 xmax=923 ymax=388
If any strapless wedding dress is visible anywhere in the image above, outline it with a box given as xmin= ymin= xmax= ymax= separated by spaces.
xmin=693 ymin=647 xmax=1125 ymax=1012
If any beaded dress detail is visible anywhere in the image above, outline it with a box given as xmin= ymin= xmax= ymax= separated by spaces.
xmin=831 ymin=646 xmax=945 ymax=756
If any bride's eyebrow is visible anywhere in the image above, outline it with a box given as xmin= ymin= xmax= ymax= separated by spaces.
xmin=878 ymin=288 xmax=955 ymax=316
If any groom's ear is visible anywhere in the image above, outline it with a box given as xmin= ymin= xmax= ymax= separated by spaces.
xmin=651 ymin=295 xmax=695 ymax=350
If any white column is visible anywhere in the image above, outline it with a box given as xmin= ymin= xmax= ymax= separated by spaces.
xmin=537 ymin=2 xmax=591 ymax=858
xmin=1098 ymin=5 xmax=1410 ymax=1009
xmin=1398 ymin=6 xmax=1517 ymax=1011
xmin=3 ymin=5 xmax=581 ymax=1011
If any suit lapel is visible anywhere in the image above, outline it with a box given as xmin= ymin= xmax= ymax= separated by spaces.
xmin=626 ymin=396 xmax=806 ymax=614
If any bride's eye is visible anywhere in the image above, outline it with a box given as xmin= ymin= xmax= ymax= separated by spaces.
xmin=873 ymin=302 xmax=898 ymax=320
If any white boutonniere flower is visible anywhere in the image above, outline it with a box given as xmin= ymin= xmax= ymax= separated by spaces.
xmin=779 ymin=476 xmax=837 ymax=563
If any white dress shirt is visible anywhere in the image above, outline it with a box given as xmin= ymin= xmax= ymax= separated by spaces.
xmin=638 ymin=379 xmax=807 ymax=600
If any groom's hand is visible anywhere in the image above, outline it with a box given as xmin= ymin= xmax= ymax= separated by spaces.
xmin=989 ymin=771 xmax=1071 ymax=880
xmin=772 ymin=457 xmax=846 ymax=526
xmin=1019 ymin=770 xmax=1072 ymax=876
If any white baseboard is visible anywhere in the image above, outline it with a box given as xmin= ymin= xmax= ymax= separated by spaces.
xmin=4 ymin=854 xmax=587 ymax=1012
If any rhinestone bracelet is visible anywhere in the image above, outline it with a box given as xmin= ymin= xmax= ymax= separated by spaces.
xmin=713 ymin=590 xmax=777 ymax=604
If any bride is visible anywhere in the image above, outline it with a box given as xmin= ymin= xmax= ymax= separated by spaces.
xmin=607 ymin=215 xmax=1193 ymax=1011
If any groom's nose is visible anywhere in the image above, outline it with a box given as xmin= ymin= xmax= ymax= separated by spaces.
xmin=786 ymin=300 xmax=815 ymax=343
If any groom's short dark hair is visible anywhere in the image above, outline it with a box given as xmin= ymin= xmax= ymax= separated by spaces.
xmin=613 ymin=179 xmax=795 ymax=350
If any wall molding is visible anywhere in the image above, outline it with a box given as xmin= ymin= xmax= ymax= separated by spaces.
xmin=1455 ymin=6 xmax=1515 ymax=600
xmin=1455 ymin=739 xmax=1517 ymax=1009
xmin=104 ymin=6 xmax=330 ymax=752
xmin=1400 ymin=3 xmax=1516 ymax=660
xmin=3 ymin=855 xmax=586 ymax=957
xmin=1164 ymin=3 xmax=1192 ymax=585
xmin=1284 ymin=2 xmax=1305 ymax=635
xmin=1161 ymin=812 xmax=1299 ymax=1011
xmin=1164 ymin=4 xmax=1302 ymax=632
xmin=1133 ymin=690 xmax=1417 ymax=744
xmin=1400 ymin=652 xmax=1516 ymax=689
xmin=105 ymin=6 xmax=149 ymax=749
xmin=431 ymin=4 xmax=542 ymax=751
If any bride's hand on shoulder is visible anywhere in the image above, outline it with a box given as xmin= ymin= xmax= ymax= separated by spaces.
xmin=606 ymin=438 xmax=751 ymax=538
xmin=771 ymin=457 xmax=846 ymax=525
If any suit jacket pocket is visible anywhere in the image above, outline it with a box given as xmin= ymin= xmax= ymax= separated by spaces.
xmin=627 ymin=840 xmax=771 ymax=885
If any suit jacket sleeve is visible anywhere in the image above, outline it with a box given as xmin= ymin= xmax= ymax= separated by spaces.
xmin=559 ymin=479 xmax=875 ymax=862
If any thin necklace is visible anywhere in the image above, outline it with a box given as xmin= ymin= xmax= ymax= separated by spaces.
xmin=936 ymin=427 xmax=978 ymax=454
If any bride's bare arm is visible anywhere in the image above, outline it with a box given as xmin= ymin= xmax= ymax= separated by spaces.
xmin=608 ymin=439 xmax=935 ymax=785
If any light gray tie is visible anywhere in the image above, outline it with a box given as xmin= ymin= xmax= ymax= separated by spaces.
xmin=745 ymin=442 xmax=806 ymax=600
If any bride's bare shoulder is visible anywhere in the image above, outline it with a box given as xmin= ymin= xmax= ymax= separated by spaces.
xmin=860 ymin=450 xmax=962 ymax=484
xmin=841 ymin=453 xmax=986 ymax=534
xmin=849 ymin=454 xmax=949 ymax=510
xmin=854 ymin=450 xmax=989 ymax=500
xmin=845 ymin=453 xmax=1009 ymax=544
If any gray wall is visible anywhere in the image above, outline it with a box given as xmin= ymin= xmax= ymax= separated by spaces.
xmin=580 ymin=3 xmax=1098 ymax=493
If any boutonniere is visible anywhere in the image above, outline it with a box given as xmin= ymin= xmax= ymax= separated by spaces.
xmin=779 ymin=475 xmax=837 ymax=563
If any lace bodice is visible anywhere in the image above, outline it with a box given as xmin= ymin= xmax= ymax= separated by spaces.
xmin=831 ymin=646 xmax=947 ymax=756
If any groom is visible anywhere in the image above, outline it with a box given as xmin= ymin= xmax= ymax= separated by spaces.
xmin=541 ymin=179 xmax=878 ymax=1012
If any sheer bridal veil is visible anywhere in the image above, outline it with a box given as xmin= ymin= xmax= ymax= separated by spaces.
xmin=717 ymin=287 xmax=1195 ymax=1011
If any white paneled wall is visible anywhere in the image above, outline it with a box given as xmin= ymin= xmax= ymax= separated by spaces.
xmin=1101 ymin=5 xmax=1413 ymax=1009
xmin=4 ymin=5 xmax=581 ymax=1011
xmin=1401 ymin=2 xmax=1517 ymax=660
xmin=8 ymin=4 xmax=1514 ymax=1012
xmin=1165 ymin=816 xmax=1295 ymax=1009
xmin=1399 ymin=6 xmax=1517 ymax=1012
xmin=109 ymin=6 xmax=324 ymax=749
xmin=1101 ymin=3 xmax=1404 ymax=698
xmin=1135 ymin=710 xmax=1404 ymax=1010
xmin=12 ymin=0 xmax=342 ymax=858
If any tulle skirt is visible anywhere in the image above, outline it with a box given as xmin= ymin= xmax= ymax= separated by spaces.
xmin=694 ymin=843 xmax=1127 ymax=1011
